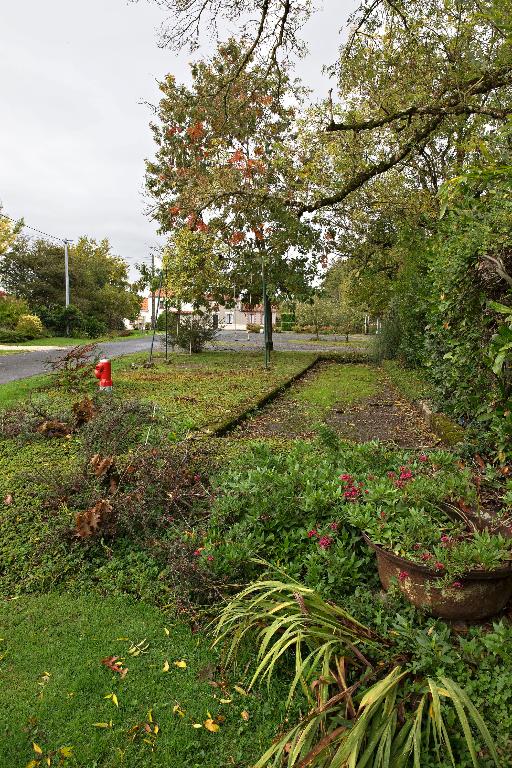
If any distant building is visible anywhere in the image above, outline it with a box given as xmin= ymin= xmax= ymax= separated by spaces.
xmin=134 ymin=292 xmax=277 ymax=331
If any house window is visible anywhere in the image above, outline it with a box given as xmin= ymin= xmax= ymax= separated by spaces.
xmin=248 ymin=313 xmax=255 ymax=324
xmin=225 ymin=313 xmax=233 ymax=324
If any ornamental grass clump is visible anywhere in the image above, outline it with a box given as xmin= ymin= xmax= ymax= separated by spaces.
xmin=214 ymin=569 xmax=499 ymax=768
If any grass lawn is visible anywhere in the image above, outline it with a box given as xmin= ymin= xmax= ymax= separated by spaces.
xmin=0 ymin=592 xmax=290 ymax=768
xmin=15 ymin=332 xmax=149 ymax=347
xmin=0 ymin=351 xmax=318 ymax=435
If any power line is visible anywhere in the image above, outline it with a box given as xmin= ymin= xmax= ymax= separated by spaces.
xmin=0 ymin=212 xmax=69 ymax=244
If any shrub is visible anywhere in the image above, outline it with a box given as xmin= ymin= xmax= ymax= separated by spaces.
xmin=0 ymin=329 xmax=29 ymax=343
xmin=81 ymin=315 xmax=107 ymax=338
xmin=15 ymin=314 xmax=44 ymax=339
xmin=168 ymin=313 xmax=219 ymax=353
xmin=47 ymin=344 xmax=99 ymax=392
xmin=246 ymin=323 xmax=262 ymax=333
xmin=0 ymin=295 xmax=29 ymax=329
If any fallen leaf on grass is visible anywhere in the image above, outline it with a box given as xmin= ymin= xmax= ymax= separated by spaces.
xmin=104 ymin=692 xmax=119 ymax=707
xmin=174 ymin=659 xmax=187 ymax=669
xmin=204 ymin=719 xmax=220 ymax=733
xmin=234 ymin=685 xmax=247 ymax=696
xmin=192 ymin=723 xmax=203 ymax=729
xmin=3 ymin=494 xmax=12 ymax=505
xmin=128 ymin=639 xmax=149 ymax=656
xmin=173 ymin=703 xmax=185 ymax=717
xmin=164 ymin=627 xmax=170 ymax=636
xmin=33 ymin=743 xmax=43 ymax=755
xmin=241 ymin=710 xmax=250 ymax=721
xmin=219 ymin=698 xmax=232 ymax=704
xmin=101 ymin=656 xmax=128 ymax=678
xmin=162 ymin=660 xmax=170 ymax=672
xmin=93 ymin=721 xmax=113 ymax=728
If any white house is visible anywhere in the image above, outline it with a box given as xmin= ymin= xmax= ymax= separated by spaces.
xmin=135 ymin=292 xmax=277 ymax=331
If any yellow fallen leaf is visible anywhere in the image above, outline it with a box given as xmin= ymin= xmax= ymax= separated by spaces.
xmin=93 ymin=721 xmax=113 ymax=728
xmin=33 ymin=743 xmax=43 ymax=755
xmin=59 ymin=747 xmax=73 ymax=757
xmin=154 ymin=724 xmax=159 ymax=735
xmin=219 ymin=698 xmax=232 ymax=704
xmin=174 ymin=660 xmax=187 ymax=669
xmin=25 ymin=761 xmax=38 ymax=768
xmin=192 ymin=723 xmax=203 ymax=729
xmin=148 ymin=709 xmax=153 ymax=723
xmin=204 ymin=718 xmax=220 ymax=732
xmin=172 ymin=703 xmax=185 ymax=716
xmin=234 ymin=685 xmax=247 ymax=696
xmin=164 ymin=627 xmax=170 ymax=636
xmin=104 ymin=692 xmax=119 ymax=707
xmin=162 ymin=659 xmax=170 ymax=672
xmin=241 ymin=710 xmax=250 ymax=721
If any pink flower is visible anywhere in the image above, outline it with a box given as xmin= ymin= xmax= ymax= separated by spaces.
xmin=318 ymin=536 xmax=333 ymax=550
xmin=193 ymin=549 xmax=202 ymax=556
xmin=419 ymin=454 xmax=428 ymax=462
xmin=307 ymin=529 xmax=318 ymax=538
xmin=434 ymin=561 xmax=445 ymax=570
xmin=194 ymin=474 xmax=201 ymax=482
xmin=413 ymin=543 xmax=422 ymax=551
xmin=398 ymin=571 xmax=409 ymax=581
xmin=452 ymin=581 xmax=463 ymax=589
xmin=440 ymin=535 xmax=451 ymax=543
xmin=399 ymin=470 xmax=413 ymax=481
xmin=340 ymin=474 xmax=353 ymax=482
xmin=387 ymin=471 xmax=396 ymax=478
xmin=329 ymin=522 xmax=339 ymax=531
xmin=207 ymin=555 xmax=214 ymax=562
xmin=421 ymin=552 xmax=432 ymax=561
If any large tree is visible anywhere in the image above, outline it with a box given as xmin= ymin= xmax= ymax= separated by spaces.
xmin=0 ymin=236 xmax=140 ymax=332
xmin=146 ymin=39 xmax=324 ymax=345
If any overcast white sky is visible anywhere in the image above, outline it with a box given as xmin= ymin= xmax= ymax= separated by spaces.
xmin=1 ymin=0 xmax=357 ymax=278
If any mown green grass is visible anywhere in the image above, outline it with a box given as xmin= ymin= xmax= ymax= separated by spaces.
xmin=0 ymin=373 xmax=52 ymax=409
xmin=15 ymin=332 xmax=148 ymax=347
xmin=382 ymin=360 xmax=433 ymax=402
xmin=0 ymin=592 xmax=291 ymax=768
xmin=294 ymin=363 xmax=379 ymax=413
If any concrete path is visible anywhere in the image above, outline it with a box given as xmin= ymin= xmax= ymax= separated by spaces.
xmin=0 ymin=332 xmax=373 ymax=384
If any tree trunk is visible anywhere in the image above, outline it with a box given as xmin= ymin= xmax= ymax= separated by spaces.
xmin=264 ymin=293 xmax=273 ymax=351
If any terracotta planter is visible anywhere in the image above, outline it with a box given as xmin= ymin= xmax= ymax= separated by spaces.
xmin=362 ymin=533 xmax=512 ymax=621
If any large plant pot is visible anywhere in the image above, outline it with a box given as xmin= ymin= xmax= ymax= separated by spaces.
xmin=362 ymin=533 xmax=512 ymax=621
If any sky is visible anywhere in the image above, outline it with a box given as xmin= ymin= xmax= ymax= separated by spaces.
xmin=1 ymin=0 xmax=357 ymax=279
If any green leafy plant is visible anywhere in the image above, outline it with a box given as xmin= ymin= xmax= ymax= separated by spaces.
xmin=214 ymin=572 xmax=498 ymax=768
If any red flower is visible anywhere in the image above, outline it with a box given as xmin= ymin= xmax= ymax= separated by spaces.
xmin=340 ymin=474 xmax=353 ymax=482
xmin=318 ymin=536 xmax=333 ymax=550
xmin=307 ymin=529 xmax=318 ymax=538
xmin=207 ymin=555 xmax=214 ymax=562
xmin=413 ymin=543 xmax=422 ymax=551
xmin=419 ymin=454 xmax=428 ymax=462
xmin=421 ymin=552 xmax=432 ymax=561
xmin=434 ymin=561 xmax=445 ymax=570
xmin=329 ymin=522 xmax=339 ymax=531
xmin=440 ymin=535 xmax=451 ymax=543
xmin=387 ymin=471 xmax=396 ymax=478
xmin=193 ymin=549 xmax=202 ymax=556
xmin=452 ymin=581 xmax=463 ymax=589
xmin=398 ymin=571 xmax=409 ymax=581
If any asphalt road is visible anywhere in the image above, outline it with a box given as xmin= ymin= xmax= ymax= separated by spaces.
xmin=0 ymin=332 xmax=372 ymax=384
xmin=0 ymin=336 xmax=155 ymax=384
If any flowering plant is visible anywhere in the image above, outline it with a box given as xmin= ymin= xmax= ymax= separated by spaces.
xmin=343 ymin=452 xmax=512 ymax=580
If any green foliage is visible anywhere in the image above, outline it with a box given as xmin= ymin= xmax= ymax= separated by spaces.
xmin=15 ymin=313 xmax=44 ymax=338
xmin=0 ymin=293 xmax=30 ymax=329
xmin=215 ymin=576 xmax=498 ymax=768
xmin=1 ymin=235 xmax=140 ymax=332
xmin=166 ymin=313 xmax=219 ymax=353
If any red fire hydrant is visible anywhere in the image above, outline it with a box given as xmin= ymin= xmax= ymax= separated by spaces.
xmin=94 ymin=358 xmax=113 ymax=392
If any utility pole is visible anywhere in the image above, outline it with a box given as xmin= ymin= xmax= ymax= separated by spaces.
xmin=151 ymin=251 xmax=156 ymax=331
xmin=63 ymin=239 xmax=71 ymax=336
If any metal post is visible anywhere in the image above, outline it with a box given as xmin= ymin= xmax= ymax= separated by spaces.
xmin=64 ymin=239 xmax=71 ymax=336
xmin=165 ymin=267 xmax=168 ymax=360
xmin=261 ymin=259 xmax=270 ymax=370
